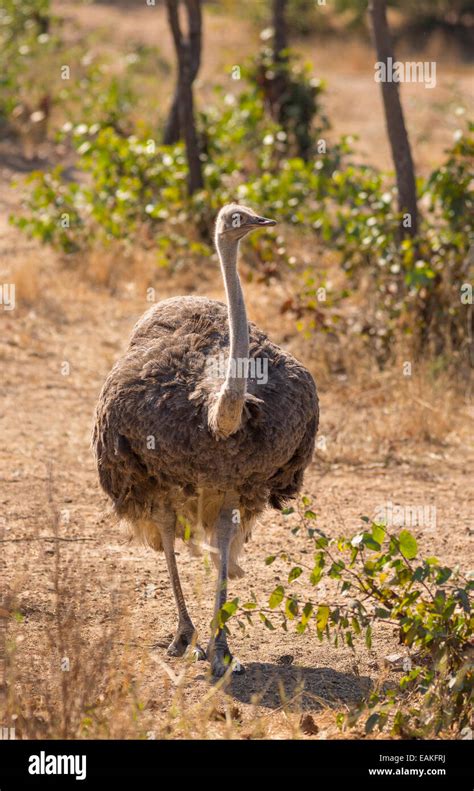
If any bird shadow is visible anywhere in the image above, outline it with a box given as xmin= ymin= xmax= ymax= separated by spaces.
xmin=224 ymin=662 xmax=373 ymax=712
xmin=0 ymin=138 xmax=78 ymax=178
xmin=0 ymin=140 xmax=48 ymax=173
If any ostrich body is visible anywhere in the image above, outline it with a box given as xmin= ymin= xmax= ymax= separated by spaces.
xmin=93 ymin=205 xmax=319 ymax=676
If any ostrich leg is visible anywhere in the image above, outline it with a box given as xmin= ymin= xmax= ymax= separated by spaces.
xmin=208 ymin=495 xmax=244 ymax=677
xmin=158 ymin=508 xmax=205 ymax=659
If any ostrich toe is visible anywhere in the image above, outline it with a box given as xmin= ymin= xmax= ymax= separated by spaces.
xmin=167 ymin=627 xmax=203 ymax=658
xmin=210 ymin=650 xmax=245 ymax=678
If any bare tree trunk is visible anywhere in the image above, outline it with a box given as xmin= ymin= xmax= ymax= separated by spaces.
xmin=273 ymin=0 xmax=288 ymax=57
xmin=369 ymin=0 xmax=418 ymax=236
xmin=165 ymin=0 xmax=203 ymax=193
xmin=164 ymin=1 xmax=202 ymax=145
xmin=163 ymin=91 xmax=181 ymax=146
xmin=272 ymin=0 xmax=289 ymax=107
xmin=178 ymin=38 xmax=203 ymax=194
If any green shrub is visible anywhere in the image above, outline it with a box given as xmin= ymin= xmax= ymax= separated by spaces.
xmin=223 ymin=500 xmax=473 ymax=738
xmin=13 ymin=127 xmax=189 ymax=250
xmin=325 ymin=123 xmax=474 ymax=366
xmin=0 ymin=0 xmax=56 ymax=119
xmin=241 ymin=39 xmax=328 ymax=161
xmin=10 ymin=36 xmax=472 ymax=371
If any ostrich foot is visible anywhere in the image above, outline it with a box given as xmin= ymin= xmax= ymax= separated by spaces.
xmin=186 ymin=644 xmax=207 ymax=662
xmin=167 ymin=627 xmax=205 ymax=660
xmin=209 ymin=644 xmax=245 ymax=678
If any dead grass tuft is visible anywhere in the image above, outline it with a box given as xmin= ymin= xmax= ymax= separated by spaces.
xmin=12 ymin=257 xmax=40 ymax=309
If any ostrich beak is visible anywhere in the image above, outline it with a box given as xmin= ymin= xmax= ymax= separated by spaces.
xmin=252 ymin=215 xmax=277 ymax=228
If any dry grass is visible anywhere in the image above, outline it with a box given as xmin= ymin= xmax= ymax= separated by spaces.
xmin=0 ymin=471 xmax=347 ymax=741
xmin=10 ymin=257 xmax=40 ymax=309
xmin=1 ymin=478 xmax=137 ymax=739
xmin=314 ymin=364 xmax=471 ymax=468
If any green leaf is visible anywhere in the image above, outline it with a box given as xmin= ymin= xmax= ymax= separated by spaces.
xmin=315 ymin=536 xmax=329 ymax=548
xmin=265 ymin=555 xmax=276 ymax=565
xmin=223 ymin=599 xmax=239 ymax=614
xmin=454 ymin=589 xmax=470 ymax=613
xmin=316 ymin=604 xmax=330 ymax=631
xmin=363 ymin=532 xmax=381 ymax=551
xmin=242 ymin=601 xmax=257 ymax=610
xmin=288 ymin=566 xmax=303 ymax=583
xmin=351 ymin=616 xmax=361 ymax=635
xmin=285 ymin=597 xmax=299 ymax=619
xmin=399 ymin=530 xmax=418 ymax=560
xmin=328 ymin=561 xmax=344 ymax=579
xmin=365 ymin=713 xmax=380 ymax=734
xmin=365 ymin=625 xmax=372 ymax=649
xmin=218 ymin=598 xmax=239 ymax=625
xmin=372 ymin=523 xmax=386 ymax=545
xmin=436 ymin=566 xmax=453 ymax=585
xmin=310 ymin=565 xmax=323 ymax=585
xmin=269 ymin=585 xmax=285 ymax=609
xmin=259 ymin=613 xmax=275 ymax=630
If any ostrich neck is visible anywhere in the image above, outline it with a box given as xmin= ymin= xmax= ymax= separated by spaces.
xmin=219 ymin=236 xmax=249 ymax=392
xmin=208 ymin=235 xmax=249 ymax=438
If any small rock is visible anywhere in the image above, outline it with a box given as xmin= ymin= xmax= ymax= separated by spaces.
xmin=300 ymin=714 xmax=319 ymax=735
xmin=277 ymin=654 xmax=294 ymax=666
xmin=383 ymin=653 xmax=411 ymax=671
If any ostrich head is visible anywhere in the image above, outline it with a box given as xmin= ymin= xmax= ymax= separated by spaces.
xmin=215 ymin=203 xmax=276 ymax=242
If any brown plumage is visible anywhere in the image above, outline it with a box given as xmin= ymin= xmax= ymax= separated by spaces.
xmin=93 ymin=205 xmax=318 ymax=676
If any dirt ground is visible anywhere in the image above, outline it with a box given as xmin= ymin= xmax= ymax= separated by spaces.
xmin=0 ymin=2 xmax=472 ymax=739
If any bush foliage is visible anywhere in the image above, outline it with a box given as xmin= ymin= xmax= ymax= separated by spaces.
xmin=12 ymin=54 xmax=473 ymax=367
xmin=221 ymin=501 xmax=473 ymax=738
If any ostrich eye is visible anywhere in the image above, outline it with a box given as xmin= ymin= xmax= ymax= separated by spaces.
xmin=231 ymin=213 xmax=242 ymax=229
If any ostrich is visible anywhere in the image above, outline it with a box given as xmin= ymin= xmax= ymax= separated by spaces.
xmin=93 ymin=204 xmax=319 ymax=677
